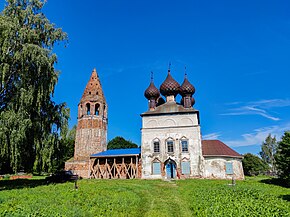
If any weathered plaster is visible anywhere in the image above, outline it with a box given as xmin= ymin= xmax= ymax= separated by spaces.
xmin=203 ymin=157 xmax=244 ymax=180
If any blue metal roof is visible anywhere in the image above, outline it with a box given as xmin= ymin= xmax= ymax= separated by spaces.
xmin=90 ymin=148 xmax=141 ymax=158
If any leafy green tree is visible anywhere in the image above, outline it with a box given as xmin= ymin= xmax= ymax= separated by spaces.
xmin=242 ymin=153 xmax=269 ymax=176
xmin=275 ymin=131 xmax=290 ymax=184
xmin=0 ymin=0 xmax=68 ymax=174
xmin=107 ymin=136 xmax=138 ymax=150
xmin=49 ymin=125 xmax=76 ymax=173
xmin=61 ymin=125 xmax=76 ymax=162
xmin=259 ymin=134 xmax=277 ymax=174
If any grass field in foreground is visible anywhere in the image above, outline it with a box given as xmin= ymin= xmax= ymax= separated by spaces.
xmin=0 ymin=177 xmax=289 ymax=217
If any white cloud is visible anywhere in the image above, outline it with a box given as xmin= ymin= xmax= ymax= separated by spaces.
xmin=203 ymin=132 xmax=221 ymax=140
xmin=249 ymin=99 xmax=290 ymax=109
xmin=224 ymin=123 xmax=290 ymax=147
xmin=221 ymin=106 xmax=280 ymax=121
xmin=221 ymin=98 xmax=290 ymax=121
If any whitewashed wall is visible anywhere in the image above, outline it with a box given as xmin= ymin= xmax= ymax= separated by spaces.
xmin=141 ymin=112 xmax=203 ymax=179
xmin=203 ymin=157 xmax=244 ymax=180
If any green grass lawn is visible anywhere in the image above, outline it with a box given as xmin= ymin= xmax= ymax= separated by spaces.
xmin=0 ymin=177 xmax=289 ymax=217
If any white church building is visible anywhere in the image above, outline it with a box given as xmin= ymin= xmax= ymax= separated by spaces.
xmin=141 ymin=69 xmax=244 ymax=180
xmin=67 ymin=68 xmax=244 ymax=180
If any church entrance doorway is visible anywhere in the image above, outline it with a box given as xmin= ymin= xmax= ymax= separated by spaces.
xmin=164 ymin=159 xmax=176 ymax=179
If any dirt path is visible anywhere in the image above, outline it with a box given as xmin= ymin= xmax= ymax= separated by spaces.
xmin=143 ymin=180 xmax=192 ymax=217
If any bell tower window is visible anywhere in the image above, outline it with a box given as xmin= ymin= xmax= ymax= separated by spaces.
xmin=95 ymin=104 xmax=100 ymax=115
xmin=86 ymin=103 xmax=90 ymax=115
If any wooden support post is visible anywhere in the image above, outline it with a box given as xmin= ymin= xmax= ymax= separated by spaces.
xmin=105 ymin=158 xmax=108 ymax=179
xmin=130 ymin=157 xmax=133 ymax=179
xmin=136 ymin=156 xmax=138 ymax=179
xmin=122 ymin=157 xmax=125 ymax=179
xmin=88 ymin=158 xmax=91 ymax=179
xmin=107 ymin=161 xmax=113 ymax=178
xmin=113 ymin=158 xmax=116 ymax=179
xmin=97 ymin=159 xmax=100 ymax=178
xmin=99 ymin=162 xmax=105 ymax=178
xmin=91 ymin=159 xmax=97 ymax=179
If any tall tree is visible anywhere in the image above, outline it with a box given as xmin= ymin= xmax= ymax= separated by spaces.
xmin=242 ymin=153 xmax=269 ymax=176
xmin=275 ymin=131 xmax=290 ymax=184
xmin=0 ymin=0 xmax=68 ymax=174
xmin=52 ymin=125 xmax=76 ymax=172
xmin=107 ymin=136 xmax=138 ymax=150
xmin=259 ymin=134 xmax=277 ymax=174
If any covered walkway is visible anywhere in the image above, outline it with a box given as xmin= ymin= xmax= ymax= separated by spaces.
xmin=89 ymin=148 xmax=141 ymax=179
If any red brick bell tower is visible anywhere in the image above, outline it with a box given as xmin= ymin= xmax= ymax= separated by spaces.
xmin=65 ymin=68 xmax=108 ymax=178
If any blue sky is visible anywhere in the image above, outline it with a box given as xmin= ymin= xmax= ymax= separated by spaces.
xmin=2 ymin=0 xmax=290 ymax=155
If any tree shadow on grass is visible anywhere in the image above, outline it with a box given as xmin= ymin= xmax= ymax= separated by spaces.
xmin=259 ymin=178 xmax=290 ymax=202
xmin=0 ymin=178 xmax=48 ymax=191
xmin=259 ymin=178 xmax=289 ymax=188
xmin=280 ymin=194 xmax=290 ymax=202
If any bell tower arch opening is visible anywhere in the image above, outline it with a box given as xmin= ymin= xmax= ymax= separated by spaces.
xmin=86 ymin=103 xmax=91 ymax=115
xmin=95 ymin=103 xmax=100 ymax=116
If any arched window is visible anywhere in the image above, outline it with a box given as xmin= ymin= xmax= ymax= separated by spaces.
xmin=180 ymin=138 xmax=188 ymax=152
xmin=86 ymin=103 xmax=90 ymax=115
xmin=95 ymin=104 xmax=100 ymax=115
xmin=153 ymin=139 xmax=160 ymax=153
xmin=166 ymin=138 xmax=174 ymax=153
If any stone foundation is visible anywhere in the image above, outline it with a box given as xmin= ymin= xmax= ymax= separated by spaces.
xmin=65 ymin=159 xmax=90 ymax=178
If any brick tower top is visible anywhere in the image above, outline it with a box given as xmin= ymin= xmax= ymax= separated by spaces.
xmin=80 ymin=68 xmax=106 ymax=105
xmin=77 ymin=68 xmax=107 ymax=119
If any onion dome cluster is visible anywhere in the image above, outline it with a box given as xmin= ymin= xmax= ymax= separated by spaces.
xmin=144 ymin=68 xmax=196 ymax=109
xmin=160 ymin=70 xmax=180 ymax=97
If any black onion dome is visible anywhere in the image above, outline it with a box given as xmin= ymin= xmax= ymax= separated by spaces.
xmin=180 ymin=77 xmax=195 ymax=96
xmin=160 ymin=70 xmax=180 ymax=97
xmin=144 ymin=81 xmax=160 ymax=100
